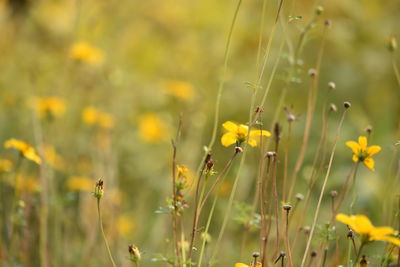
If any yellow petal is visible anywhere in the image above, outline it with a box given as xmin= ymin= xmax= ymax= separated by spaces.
xmin=370 ymin=226 xmax=396 ymax=238
xmin=352 ymin=215 xmax=374 ymax=234
xmin=222 ymin=121 xmax=238 ymax=132
xmin=367 ymin=145 xmax=381 ymax=157
xmin=346 ymin=141 xmax=360 ymax=155
xmin=336 ymin=214 xmax=374 ymax=234
xmin=235 ymin=264 xmax=249 ymax=267
xmin=363 ymin=157 xmax=375 ymax=171
xmin=352 ymin=154 xmax=359 ymax=162
xmin=375 ymin=235 xmax=400 ymax=247
xmin=247 ymin=137 xmax=257 ymax=147
xmin=358 ymin=136 xmax=368 ymax=150
xmin=250 ymin=129 xmax=271 ymax=137
xmin=221 ymin=132 xmax=237 ymax=147
xmin=336 ymin=213 xmax=355 ymax=228
xmin=237 ymin=124 xmax=249 ymax=135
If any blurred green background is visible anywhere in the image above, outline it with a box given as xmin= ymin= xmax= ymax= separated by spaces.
xmin=0 ymin=0 xmax=399 ymax=266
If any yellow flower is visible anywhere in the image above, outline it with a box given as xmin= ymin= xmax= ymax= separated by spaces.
xmin=221 ymin=121 xmax=271 ymax=147
xmin=164 ymin=80 xmax=195 ymax=100
xmin=66 ymin=176 xmax=93 ymax=192
xmin=82 ymin=107 xmax=114 ymax=129
xmin=43 ymin=145 xmax=64 ymax=170
xmin=69 ymin=41 xmax=103 ymax=65
xmin=4 ymin=138 xmax=41 ymax=165
xmin=117 ymin=214 xmax=135 ymax=236
xmin=0 ymin=159 xmax=13 ymax=172
xmin=30 ymin=97 xmax=66 ymax=119
xmin=137 ymin=113 xmax=169 ymax=143
xmin=235 ymin=263 xmax=262 ymax=267
xmin=346 ymin=136 xmax=381 ymax=171
xmin=336 ymin=213 xmax=400 ymax=246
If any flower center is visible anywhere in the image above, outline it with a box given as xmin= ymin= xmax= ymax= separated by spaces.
xmin=358 ymin=150 xmax=369 ymax=161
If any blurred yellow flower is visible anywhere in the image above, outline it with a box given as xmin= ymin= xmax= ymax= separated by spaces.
xmin=176 ymin=164 xmax=193 ymax=188
xmin=30 ymin=97 xmax=66 ymax=119
xmin=69 ymin=41 xmax=103 ymax=65
xmin=66 ymin=176 xmax=93 ymax=192
xmin=14 ymin=174 xmax=40 ymax=193
xmin=221 ymin=121 xmax=270 ymax=147
xmin=346 ymin=136 xmax=381 ymax=171
xmin=117 ymin=214 xmax=135 ymax=236
xmin=137 ymin=113 xmax=169 ymax=143
xmin=0 ymin=159 xmax=13 ymax=172
xmin=43 ymin=145 xmax=64 ymax=170
xmin=4 ymin=138 xmax=41 ymax=165
xmin=82 ymin=107 xmax=114 ymax=129
xmin=164 ymin=80 xmax=195 ymax=100
xmin=336 ymin=213 xmax=400 ymax=246
xmin=235 ymin=263 xmax=262 ymax=267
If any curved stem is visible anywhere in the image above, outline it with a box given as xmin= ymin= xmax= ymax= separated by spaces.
xmin=97 ymin=199 xmax=117 ymax=267
xmin=300 ymin=109 xmax=348 ymax=267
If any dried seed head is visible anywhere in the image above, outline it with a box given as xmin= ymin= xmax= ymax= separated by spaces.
xmin=252 ymin=252 xmax=260 ymax=258
xmin=324 ymin=20 xmax=332 ymax=27
xmin=328 ymin=81 xmax=336 ymax=90
xmin=303 ymin=226 xmax=311 ymax=235
xmin=280 ymin=251 xmax=286 ymax=257
xmin=388 ymin=36 xmax=398 ymax=52
xmin=343 ymin=101 xmax=351 ymax=109
xmin=330 ymin=190 xmax=338 ymax=198
xmin=296 ymin=193 xmax=304 ymax=201
xmin=365 ymin=125 xmax=373 ymax=134
xmin=360 ymin=255 xmax=368 ymax=266
xmin=329 ymin=103 xmax=337 ymax=112
xmin=308 ymin=68 xmax=317 ymax=77
xmin=347 ymin=229 xmax=354 ymax=238
xmin=128 ymin=245 xmax=141 ymax=263
xmin=235 ymin=146 xmax=243 ymax=153
xmin=315 ymin=6 xmax=324 ymax=15
xmin=266 ymin=151 xmax=277 ymax=158
xmin=283 ymin=204 xmax=292 ymax=211
xmin=284 ymin=106 xmax=296 ymax=122
xmin=93 ymin=179 xmax=104 ymax=199
xmin=311 ymin=251 xmax=317 ymax=257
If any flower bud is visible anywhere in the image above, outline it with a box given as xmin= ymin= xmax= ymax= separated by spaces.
xmin=93 ymin=179 xmax=104 ymax=199
xmin=315 ymin=6 xmax=324 ymax=15
xmin=388 ymin=36 xmax=397 ymax=52
xmin=128 ymin=244 xmax=141 ymax=263
xmin=343 ymin=101 xmax=351 ymax=109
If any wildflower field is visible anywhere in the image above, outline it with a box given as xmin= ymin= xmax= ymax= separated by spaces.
xmin=0 ymin=0 xmax=400 ymax=266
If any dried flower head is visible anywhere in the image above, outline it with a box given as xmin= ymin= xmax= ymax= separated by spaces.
xmin=128 ymin=244 xmax=141 ymax=263
xmin=93 ymin=179 xmax=104 ymax=199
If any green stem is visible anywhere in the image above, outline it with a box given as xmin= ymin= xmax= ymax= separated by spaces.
xmin=97 ymin=199 xmax=117 ymax=267
xmin=205 ymin=0 xmax=242 ymax=153
xmin=349 ymin=163 xmax=360 ymax=214
xmin=353 ymin=242 xmax=366 ymax=267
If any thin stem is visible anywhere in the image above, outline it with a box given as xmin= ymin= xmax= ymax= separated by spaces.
xmin=205 ymin=0 xmax=242 ymax=153
xmin=300 ymin=109 xmax=348 ymax=267
xmin=353 ymin=242 xmax=366 ymax=267
xmin=392 ymin=56 xmax=400 ymax=88
xmin=198 ymin=195 xmax=218 ymax=267
xmin=349 ymin=163 xmax=360 ymax=214
xmin=287 ymin=25 xmax=328 ymax=201
xmin=97 ymin=199 xmax=117 ymax=267
xmin=187 ymin=162 xmax=207 ymax=262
